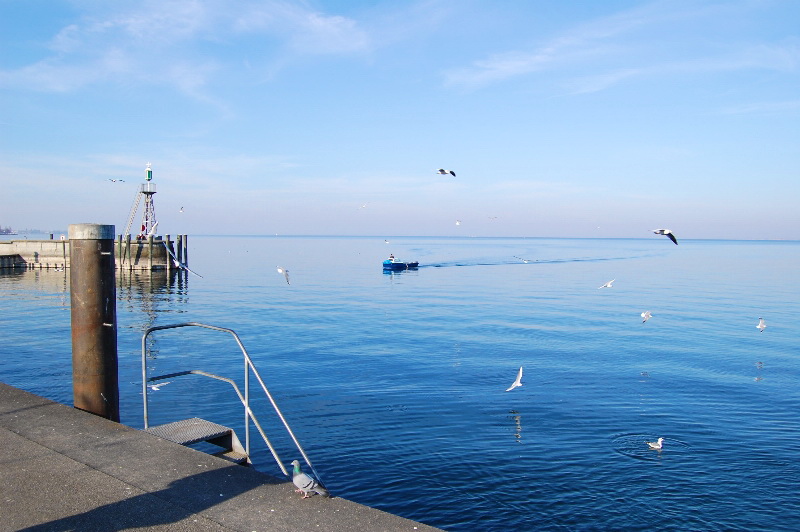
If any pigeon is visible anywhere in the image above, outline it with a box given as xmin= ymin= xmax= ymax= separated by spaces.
xmin=641 ymin=311 xmax=652 ymax=323
xmin=505 ymin=366 xmax=523 ymax=392
xmin=436 ymin=168 xmax=456 ymax=177
xmin=291 ymin=460 xmax=329 ymax=499
xmin=756 ymin=317 xmax=766 ymax=332
xmin=598 ymin=279 xmax=615 ymax=289
xmin=148 ymin=381 xmax=171 ymax=391
xmin=277 ymin=266 xmax=290 ymax=284
xmin=652 ymin=229 xmax=678 ymax=245
xmin=646 ymin=437 xmax=664 ymax=450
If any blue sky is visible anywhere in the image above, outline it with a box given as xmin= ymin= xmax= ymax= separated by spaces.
xmin=2 ymin=0 xmax=798 ymax=239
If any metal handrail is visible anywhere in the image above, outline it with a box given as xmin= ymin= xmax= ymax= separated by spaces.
xmin=141 ymin=322 xmax=324 ymax=485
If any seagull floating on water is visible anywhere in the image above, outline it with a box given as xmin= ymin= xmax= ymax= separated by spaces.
xmin=148 ymin=381 xmax=171 ymax=391
xmin=599 ymin=279 xmax=615 ymax=289
xmin=179 ymin=206 xmax=184 ymax=213
xmin=652 ymin=229 xmax=678 ymax=245
xmin=646 ymin=437 xmax=664 ymax=450
xmin=277 ymin=266 xmax=290 ymax=285
xmin=641 ymin=310 xmax=652 ymax=323
xmin=455 ymin=220 xmax=461 ymax=226
xmin=436 ymin=168 xmax=456 ymax=177
xmin=756 ymin=317 xmax=766 ymax=332
xmin=505 ymin=366 xmax=523 ymax=392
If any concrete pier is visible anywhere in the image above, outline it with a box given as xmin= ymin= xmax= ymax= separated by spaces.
xmin=0 ymin=382 xmax=440 ymax=531
xmin=0 ymin=234 xmax=188 ymax=271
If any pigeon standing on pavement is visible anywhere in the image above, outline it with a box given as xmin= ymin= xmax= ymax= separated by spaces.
xmin=291 ymin=460 xmax=329 ymax=499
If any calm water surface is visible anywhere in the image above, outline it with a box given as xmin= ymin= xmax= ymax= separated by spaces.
xmin=2 ymin=236 xmax=799 ymax=530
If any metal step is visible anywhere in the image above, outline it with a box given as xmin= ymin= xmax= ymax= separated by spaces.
xmin=212 ymin=449 xmax=249 ymax=465
xmin=145 ymin=417 xmax=250 ymax=465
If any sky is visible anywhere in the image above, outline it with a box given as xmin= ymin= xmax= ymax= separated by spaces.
xmin=1 ymin=0 xmax=798 ymax=239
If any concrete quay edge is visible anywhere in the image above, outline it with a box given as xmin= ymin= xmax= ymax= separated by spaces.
xmin=0 ymin=382 xmax=442 ymax=531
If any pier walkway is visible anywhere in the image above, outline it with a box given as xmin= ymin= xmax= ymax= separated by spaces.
xmin=0 ymin=383 xmax=440 ymax=531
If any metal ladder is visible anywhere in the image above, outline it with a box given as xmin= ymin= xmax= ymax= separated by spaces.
xmin=141 ymin=322 xmax=324 ymax=484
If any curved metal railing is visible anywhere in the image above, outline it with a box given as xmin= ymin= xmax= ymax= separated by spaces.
xmin=141 ymin=322 xmax=324 ymax=484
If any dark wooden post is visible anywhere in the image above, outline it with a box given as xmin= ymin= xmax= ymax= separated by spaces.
xmin=69 ymin=223 xmax=119 ymax=421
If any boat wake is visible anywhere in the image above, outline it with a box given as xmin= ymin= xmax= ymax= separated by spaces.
xmin=422 ymin=253 xmax=656 ymax=269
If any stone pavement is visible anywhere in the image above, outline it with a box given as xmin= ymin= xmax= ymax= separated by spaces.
xmin=0 ymin=382 xmax=441 ymax=531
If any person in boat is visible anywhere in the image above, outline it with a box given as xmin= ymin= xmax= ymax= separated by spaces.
xmin=389 ymin=254 xmax=395 ymax=260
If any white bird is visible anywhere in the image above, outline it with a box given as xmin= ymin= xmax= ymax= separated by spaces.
xmin=652 ymin=229 xmax=678 ymax=245
xmin=148 ymin=381 xmax=171 ymax=391
xmin=599 ymin=279 xmax=615 ymax=289
xmin=277 ymin=266 xmax=290 ymax=284
xmin=505 ymin=366 xmax=523 ymax=392
xmin=179 ymin=206 xmax=184 ymax=213
xmin=641 ymin=310 xmax=652 ymax=323
xmin=108 ymin=178 xmax=125 ymax=183
xmin=756 ymin=317 xmax=766 ymax=332
xmin=455 ymin=220 xmax=461 ymax=226
xmin=646 ymin=437 xmax=664 ymax=450
xmin=436 ymin=168 xmax=456 ymax=177
xmin=513 ymin=256 xmax=531 ymax=263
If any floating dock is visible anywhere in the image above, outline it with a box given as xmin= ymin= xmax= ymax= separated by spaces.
xmin=0 ymin=382 xmax=439 ymax=531
xmin=0 ymin=234 xmax=188 ymax=271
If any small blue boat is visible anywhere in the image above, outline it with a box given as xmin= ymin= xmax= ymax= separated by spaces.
xmin=383 ymin=255 xmax=419 ymax=271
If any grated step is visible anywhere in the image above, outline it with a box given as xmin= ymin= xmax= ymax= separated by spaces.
xmin=145 ymin=417 xmax=233 ymax=446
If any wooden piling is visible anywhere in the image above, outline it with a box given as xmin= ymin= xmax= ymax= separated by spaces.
xmin=183 ymin=234 xmax=188 ymax=266
xmin=165 ymin=235 xmax=172 ymax=273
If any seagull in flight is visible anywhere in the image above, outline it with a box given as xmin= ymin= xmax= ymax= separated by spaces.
xmin=598 ymin=279 xmax=615 ymax=289
xmin=756 ymin=317 xmax=767 ymax=332
xmin=148 ymin=381 xmax=171 ymax=391
xmin=505 ymin=366 xmax=523 ymax=392
xmin=652 ymin=229 xmax=678 ymax=245
xmin=646 ymin=437 xmax=664 ymax=450
xmin=436 ymin=168 xmax=456 ymax=177
xmin=108 ymin=178 xmax=125 ymax=183
xmin=641 ymin=310 xmax=652 ymax=323
xmin=277 ymin=266 xmax=290 ymax=284
xmin=455 ymin=220 xmax=461 ymax=226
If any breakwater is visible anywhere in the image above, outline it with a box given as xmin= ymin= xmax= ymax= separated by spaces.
xmin=0 ymin=234 xmax=189 ymax=271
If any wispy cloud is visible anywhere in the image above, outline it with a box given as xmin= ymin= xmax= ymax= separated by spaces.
xmin=720 ymin=99 xmax=800 ymax=115
xmin=0 ymin=0 xmax=371 ymax=97
xmin=442 ymin=1 xmax=800 ymax=93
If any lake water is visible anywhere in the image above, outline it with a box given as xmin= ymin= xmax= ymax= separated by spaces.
xmin=2 ymin=235 xmax=799 ymax=530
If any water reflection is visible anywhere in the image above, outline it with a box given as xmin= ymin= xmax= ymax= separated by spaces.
xmin=116 ymin=269 xmax=190 ymax=362
xmin=508 ymin=410 xmax=522 ymax=443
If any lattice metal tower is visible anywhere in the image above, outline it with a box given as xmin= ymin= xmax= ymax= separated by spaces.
xmin=140 ymin=163 xmax=157 ymax=237
xmin=123 ymin=163 xmax=158 ymax=239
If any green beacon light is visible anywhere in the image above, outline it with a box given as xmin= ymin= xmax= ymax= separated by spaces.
xmin=145 ymin=162 xmax=153 ymax=181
